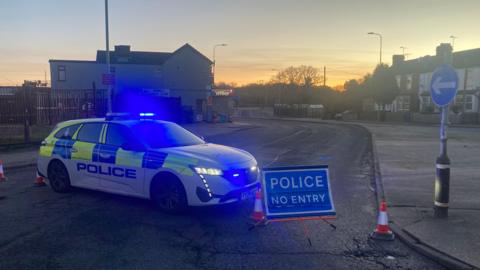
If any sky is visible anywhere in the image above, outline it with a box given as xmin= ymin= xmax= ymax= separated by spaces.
xmin=1 ymin=0 xmax=480 ymax=87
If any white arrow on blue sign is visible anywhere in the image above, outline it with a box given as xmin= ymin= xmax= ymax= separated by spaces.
xmin=430 ymin=64 xmax=459 ymax=107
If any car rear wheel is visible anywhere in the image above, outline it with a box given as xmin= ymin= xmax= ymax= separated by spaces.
xmin=151 ymin=177 xmax=188 ymax=214
xmin=48 ymin=160 xmax=71 ymax=193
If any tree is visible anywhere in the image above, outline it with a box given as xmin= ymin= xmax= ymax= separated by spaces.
xmin=369 ymin=64 xmax=399 ymax=120
xmin=271 ymin=65 xmax=323 ymax=87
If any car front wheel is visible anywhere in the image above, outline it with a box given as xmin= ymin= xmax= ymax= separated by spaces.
xmin=151 ymin=177 xmax=188 ymax=214
xmin=48 ymin=160 xmax=71 ymax=193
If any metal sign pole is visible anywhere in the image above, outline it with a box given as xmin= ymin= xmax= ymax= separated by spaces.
xmin=434 ymin=105 xmax=450 ymax=218
xmin=430 ymin=45 xmax=457 ymax=219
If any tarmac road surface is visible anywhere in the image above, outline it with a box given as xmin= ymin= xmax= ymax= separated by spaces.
xmin=0 ymin=119 xmax=444 ymax=270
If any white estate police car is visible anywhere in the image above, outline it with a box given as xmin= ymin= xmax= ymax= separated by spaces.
xmin=37 ymin=113 xmax=260 ymax=213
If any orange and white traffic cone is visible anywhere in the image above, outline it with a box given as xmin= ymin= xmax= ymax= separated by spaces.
xmin=0 ymin=160 xmax=6 ymax=182
xmin=251 ymin=189 xmax=265 ymax=222
xmin=34 ymin=171 xmax=47 ymax=187
xmin=370 ymin=200 xmax=395 ymax=241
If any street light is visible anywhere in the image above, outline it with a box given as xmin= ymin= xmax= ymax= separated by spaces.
xmin=105 ymin=0 xmax=112 ymax=113
xmin=450 ymin=35 xmax=458 ymax=50
xmin=212 ymin=43 xmax=227 ymax=87
xmin=400 ymin=46 xmax=407 ymax=56
xmin=368 ymin=32 xmax=383 ymax=64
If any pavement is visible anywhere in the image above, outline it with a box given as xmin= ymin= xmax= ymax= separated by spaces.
xmin=363 ymin=122 xmax=480 ymax=269
xmin=0 ymin=119 xmax=442 ymax=269
xmin=243 ymin=116 xmax=480 ymax=269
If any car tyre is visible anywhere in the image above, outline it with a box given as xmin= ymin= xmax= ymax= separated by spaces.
xmin=151 ymin=176 xmax=188 ymax=214
xmin=48 ymin=160 xmax=71 ymax=193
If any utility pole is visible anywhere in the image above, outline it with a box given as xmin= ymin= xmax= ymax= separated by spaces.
xmin=105 ymin=0 xmax=112 ymax=113
xmin=323 ymin=66 xmax=326 ymax=87
xmin=400 ymin=46 xmax=407 ymax=56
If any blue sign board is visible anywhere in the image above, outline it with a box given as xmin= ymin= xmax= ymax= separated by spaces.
xmin=262 ymin=165 xmax=336 ymax=219
xmin=430 ymin=64 xmax=459 ymax=107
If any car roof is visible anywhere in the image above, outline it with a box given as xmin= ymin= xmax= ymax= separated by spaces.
xmin=59 ymin=118 xmax=173 ymax=127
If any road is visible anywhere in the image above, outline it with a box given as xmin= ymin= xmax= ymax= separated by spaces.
xmin=0 ymin=119 xmax=444 ymax=270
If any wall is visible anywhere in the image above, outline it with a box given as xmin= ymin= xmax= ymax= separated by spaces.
xmin=232 ymin=107 xmax=274 ymax=118
xmin=163 ymin=46 xmax=212 ymax=92
xmin=50 ymin=61 xmax=164 ymax=93
xmin=50 ymin=61 xmax=105 ymax=90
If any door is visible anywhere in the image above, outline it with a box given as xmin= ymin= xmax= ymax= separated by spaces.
xmin=98 ymin=123 xmax=146 ymax=196
xmin=70 ymin=122 xmax=104 ymax=188
xmin=51 ymin=123 xmax=81 ymax=177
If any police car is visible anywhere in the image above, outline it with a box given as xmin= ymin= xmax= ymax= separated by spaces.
xmin=37 ymin=113 xmax=260 ymax=213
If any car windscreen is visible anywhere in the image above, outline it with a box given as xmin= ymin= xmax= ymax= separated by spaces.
xmin=130 ymin=121 xmax=204 ymax=148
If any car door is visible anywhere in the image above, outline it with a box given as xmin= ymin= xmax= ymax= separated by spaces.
xmin=70 ymin=122 xmax=104 ymax=188
xmin=51 ymin=123 xmax=81 ymax=176
xmin=98 ymin=123 xmax=146 ymax=196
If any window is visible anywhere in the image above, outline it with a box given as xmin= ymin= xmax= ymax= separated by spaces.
xmin=395 ymin=75 xmax=401 ymax=88
xmin=406 ymin=74 xmax=412 ymax=90
xmin=397 ymin=96 xmax=410 ymax=111
xmin=465 ymin=95 xmax=473 ymax=111
xmin=421 ymin=96 xmax=431 ymax=105
xmin=131 ymin=122 xmax=204 ymax=148
xmin=105 ymin=124 xmax=136 ymax=147
xmin=58 ymin=65 xmax=66 ymax=81
xmin=54 ymin=124 xmax=81 ymax=140
xmin=76 ymin=123 xmax=103 ymax=143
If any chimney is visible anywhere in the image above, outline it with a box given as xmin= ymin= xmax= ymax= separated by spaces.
xmin=392 ymin=54 xmax=405 ymax=66
xmin=114 ymin=45 xmax=131 ymax=55
xmin=436 ymin=43 xmax=453 ymax=58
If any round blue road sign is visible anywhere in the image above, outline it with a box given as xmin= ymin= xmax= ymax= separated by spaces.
xmin=430 ymin=64 xmax=459 ymax=107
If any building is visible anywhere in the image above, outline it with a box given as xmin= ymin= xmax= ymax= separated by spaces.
xmin=49 ymin=44 xmax=213 ymax=121
xmin=391 ymin=43 xmax=480 ymax=114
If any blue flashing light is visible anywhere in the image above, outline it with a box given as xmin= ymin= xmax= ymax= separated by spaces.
xmin=139 ymin=112 xmax=155 ymax=117
xmin=233 ymin=173 xmax=240 ymax=177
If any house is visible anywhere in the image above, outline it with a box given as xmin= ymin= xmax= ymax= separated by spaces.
xmin=49 ymin=44 xmax=213 ymax=121
xmin=391 ymin=43 xmax=480 ymax=114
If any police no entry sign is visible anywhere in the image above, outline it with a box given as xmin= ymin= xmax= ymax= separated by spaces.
xmin=262 ymin=165 xmax=336 ymax=219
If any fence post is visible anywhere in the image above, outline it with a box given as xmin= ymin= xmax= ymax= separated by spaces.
xmin=23 ymin=87 xmax=30 ymax=143
xmin=92 ymin=82 xmax=97 ymax=117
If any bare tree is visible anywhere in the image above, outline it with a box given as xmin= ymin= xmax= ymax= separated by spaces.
xmin=271 ymin=65 xmax=322 ymax=86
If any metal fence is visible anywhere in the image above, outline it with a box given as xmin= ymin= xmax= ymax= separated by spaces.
xmin=0 ymin=87 xmax=107 ymax=145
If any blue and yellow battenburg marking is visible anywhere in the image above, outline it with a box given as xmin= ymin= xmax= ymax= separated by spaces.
xmin=40 ymin=139 xmax=198 ymax=176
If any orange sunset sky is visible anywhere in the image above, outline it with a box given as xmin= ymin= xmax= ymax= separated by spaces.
xmin=2 ymin=0 xmax=480 ymax=87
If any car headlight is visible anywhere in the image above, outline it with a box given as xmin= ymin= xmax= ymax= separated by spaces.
xmin=193 ymin=167 xmax=223 ymax=176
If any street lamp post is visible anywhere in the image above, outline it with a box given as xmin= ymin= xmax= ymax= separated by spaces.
xmin=105 ymin=0 xmax=112 ymax=113
xmin=368 ymin=32 xmax=383 ymax=64
xmin=212 ymin=43 xmax=227 ymax=87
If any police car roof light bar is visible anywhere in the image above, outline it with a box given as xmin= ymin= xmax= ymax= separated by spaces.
xmin=139 ymin=112 xmax=155 ymax=117
xmin=105 ymin=112 xmax=132 ymax=121
xmin=105 ymin=112 xmax=158 ymax=121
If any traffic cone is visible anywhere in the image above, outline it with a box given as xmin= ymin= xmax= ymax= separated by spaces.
xmin=34 ymin=171 xmax=47 ymax=187
xmin=251 ymin=189 xmax=265 ymax=222
xmin=0 ymin=160 xmax=6 ymax=182
xmin=370 ymin=200 xmax=395 ymax=241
